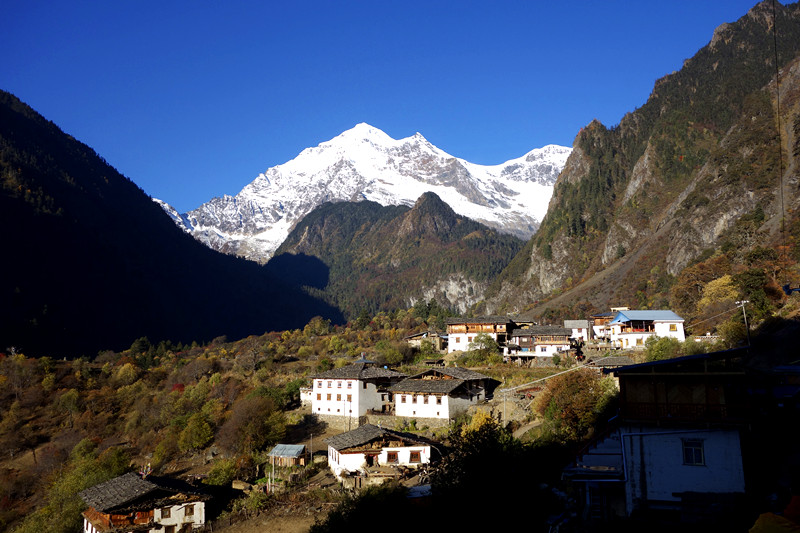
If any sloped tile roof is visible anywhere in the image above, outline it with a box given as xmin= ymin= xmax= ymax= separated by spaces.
xmin=79 ymin=472 xmax=208 ymax=513
xmin=325 ymin=424 xmax=428 ymax=451
xmin=312 ymin=361 xmax=407 ymax=380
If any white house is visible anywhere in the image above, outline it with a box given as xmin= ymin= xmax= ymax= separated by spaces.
xmin=325 ymin=424 xmax=433 ymax=480
xmin=445 ymin=316 xmax=514 ymax=353
xmin=80 ymin=471 xmax=209 ymax=533
xmin=506 ymin=326 xmax=572 ymax=361
xmin=387 ymin=367 xmax=498 ymax=420
xmin=311 ymin=356 xmax=406 ymax=427
xmin=563 ymin=350 xmax=750 ymax=523
xmin=564 ymin=320 xmax=591 ymax=342
xmin=608 ymin=310 xmax=685 ymax=349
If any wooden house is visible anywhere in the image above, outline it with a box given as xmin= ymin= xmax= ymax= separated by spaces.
xmin=80 ymin=471 xmax=209 ymax=533
xmin=506 ymin=326 xmax=573 ymax=363
xmin=445 ymin=316 xmax=515 ymax=353
xmin=563 ymin=349 xmax=750 ymax=524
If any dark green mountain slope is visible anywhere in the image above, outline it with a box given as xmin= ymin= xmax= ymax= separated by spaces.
xmin=486 ymin=1 xmax=800 ymax=327
xmin=268 ymin=192 xmax=523 ymax=317
xmin=0 ymin=91 xmax=342 ymax=357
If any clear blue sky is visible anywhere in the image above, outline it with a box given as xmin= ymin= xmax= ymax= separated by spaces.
xmin=2 ymin=1 xmax=761 ymax=213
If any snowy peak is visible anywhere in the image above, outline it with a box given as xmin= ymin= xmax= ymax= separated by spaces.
xmin=156 ymin=124 xmax=571 ymax=263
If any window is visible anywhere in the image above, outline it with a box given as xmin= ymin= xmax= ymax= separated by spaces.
xmin=347 ymin=381 xmax=352 ymax=389
xmin=412 ymin=395 xmax=417 ymax=404
xmin=423 ymin=396 xmax=428 ymax=404
xmin=346 ymin=394 xmax=352 ymax=402
xmin=436 ymin=397 xmax=442 ymax=405
xmin=386 ymin=451 xmax=398 ymax=463
xmin=161 ymin=507 xmax=171 ymax=519
xmin=327 ymin=381 xmax=332 ymax=388
xmin=184 ymin=504 xmax=194 ymax=517
xmin=670 ymin=324 xmax=678 ymax=331
xmin=636 ymin=338 xmax=643 ymax=345
xmin=165 ymin=526 xmax=176 ymax=533
xmin=337 ymin=381 xmax=342 ymax=388
xmin=540 ymin=346 xmax=547 ymax=352
xmin=316 ymin=393 xmax=321 ymax=400
xmin=336 ymin=394 xmax=341 ymax=401
xmin=326 ymin=394 xmax=331 ymax=401
xmin=316 ymin=381 xmax=322 ymax=388
xmin=410 ymin=451 xmax=421 ymax=463
xmin=682 ymin=439 xmax=705 ymax=466
xmin=455 ymin=337 xmax=460 ymax=343
xmin=401 ymin=395 xmax=406 ymax=403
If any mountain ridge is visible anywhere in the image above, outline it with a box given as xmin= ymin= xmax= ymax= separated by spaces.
xmin=156 ymin=123 xmax=570 ymax=263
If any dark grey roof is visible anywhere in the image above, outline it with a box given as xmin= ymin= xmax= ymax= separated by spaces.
xmin=564 ymin=320 xmax=589 ymax=328
xmin=388 ymin=379 xmax=463 ymax=394
xmin=312 ymin=361 xmax=407 ymax=380
xmin=325 ymin=424 xmax=428 ymax=451
xmin=586 ymin=356 xmax=635 ymax=368
xmin=511 ymin=326 xmax=572 ymax=337
xmin=79 ymin=472 xmax=207 ymax=513
xmin=408 ymin=367 xmax=490 ymax=381
xmin=445 ymin=316 xmax=512 ymax=325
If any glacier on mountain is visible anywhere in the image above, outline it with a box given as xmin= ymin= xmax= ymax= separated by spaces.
xmin=155 ymin=123 xmax=571 ymax=263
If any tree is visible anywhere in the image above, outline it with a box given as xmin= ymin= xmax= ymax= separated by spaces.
xmin=216 ymin=395 xmax=286 ymax=454
xmin=467 ymin=332 xmax=499 ymax=357
xmin=534 ymin=369 xmax=617 ymax=443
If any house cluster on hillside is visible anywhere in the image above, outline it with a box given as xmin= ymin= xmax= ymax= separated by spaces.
xmin=442 ymin=308 xmax=686 ymax=363
xmin=310 ymin=355 xmax=499 ymax=429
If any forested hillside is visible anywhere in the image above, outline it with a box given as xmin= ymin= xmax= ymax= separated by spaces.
xmin=486 ymin=1 xmax=800 ymax=336
xmin=270 ymin=192 xmax=523 ymax=317
xmin=0 ymin=91 xmax=342 ymax=357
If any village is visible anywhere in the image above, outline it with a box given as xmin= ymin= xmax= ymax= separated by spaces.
xmin=72 ymin=305 xmax=800 ymax=533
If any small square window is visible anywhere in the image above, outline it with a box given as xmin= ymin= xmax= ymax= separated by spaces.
xmin=161 ymin=507 xmax=171 ymax=519
xmin=336 ymin=394 xmax=341 ymax=401
xmin=670 ymin=324 xmax=678 ymax=331
xmin=410 ymin=451 xmax=421 ymax=463
xmin=386 ymin=451 xmax=398 ymax=463
xmin=184 ymin=504 xmax=194 ymax=516
xmin=327 ymin=381 xmax=332 ymax=388
xmin=682 ymin=439 xmax=705 ymax=466
xmin=337 ymin=381 xmax=342 ymax=388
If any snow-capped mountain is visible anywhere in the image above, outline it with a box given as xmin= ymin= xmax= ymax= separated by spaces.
xmin=156 ymin=123 xmax=571 ymax=263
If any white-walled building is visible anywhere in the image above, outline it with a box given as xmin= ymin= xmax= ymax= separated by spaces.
xmin=445 ymin=316 xmax=513 ymax=353
xmin=563 ymin=350 xmax=750 ymax=523
xmin=564 ymin=320 xmax=591 ymax=342
xmin=80 ymin=472 xmax=209 ymax=533
xmin=326 ymin=424 xmax=433 ymax=480
xmin=311 ymin=357 xmax=406 ymax=425
xmin=388 ymin=367 xmax=498 ymax=420
xmin=506 ymin=326 xmax=573 ymax=362
xmin=608 ymin=310 xmax=685 ymax=349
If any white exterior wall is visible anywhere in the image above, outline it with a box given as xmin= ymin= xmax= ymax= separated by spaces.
xmin=312 ymin=378 xmax=362 ymax=418
xmin=621 ymin=427 xmax=745 ymax=514
xmin=570 ymin=328 xmax=590 ymax=342
xmin=154 ymin=502 xmax=205 ymax=531
xmin=394 ymin=393 xmax=449 ymax=419
xmin=654 ymin=321 xmax=685 ymax=342
xmin=328 ymin=445 xmax=431 ymax=478
xmin=447 ymin=332 xmax=498 ymax=353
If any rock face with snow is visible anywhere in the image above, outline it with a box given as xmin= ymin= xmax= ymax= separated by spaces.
xmin=156 ymin=123 xmax=570 ymax=263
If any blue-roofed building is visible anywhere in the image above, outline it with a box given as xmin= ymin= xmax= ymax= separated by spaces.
xmin=609 ymin=310 xmax=685 ymax=349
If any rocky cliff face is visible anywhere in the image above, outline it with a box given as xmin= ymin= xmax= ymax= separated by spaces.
xmin=269 ymin=192 xmax=523 ymax=317
xmin=486 ymin=1 xmax=800 ymax=318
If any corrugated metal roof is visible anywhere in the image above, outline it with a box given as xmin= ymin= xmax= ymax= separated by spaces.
xmin=610 ymin=310 xmax=683 ymax=324
xmin=267 ymin=444 xmax=306 ymax=458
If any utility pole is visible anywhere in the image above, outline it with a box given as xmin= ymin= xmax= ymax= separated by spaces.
xmin=735 ymin=300 xmax=751 ymax=347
